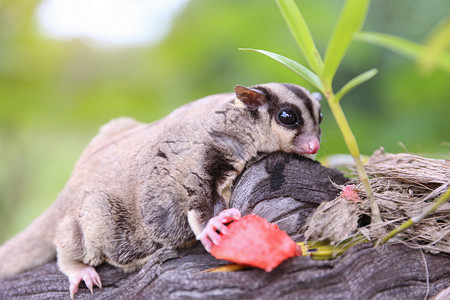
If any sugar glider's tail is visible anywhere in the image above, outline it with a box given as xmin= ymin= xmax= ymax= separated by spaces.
xmin=0 ymin=200 xmax=65 ymax=279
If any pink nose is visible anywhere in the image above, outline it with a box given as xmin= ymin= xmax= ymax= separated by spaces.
xmin=304 ymin=138 xmax=320 ymax=154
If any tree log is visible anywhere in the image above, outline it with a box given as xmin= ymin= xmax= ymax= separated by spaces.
xmin=0 ymin=152 xmax=448 ymax=299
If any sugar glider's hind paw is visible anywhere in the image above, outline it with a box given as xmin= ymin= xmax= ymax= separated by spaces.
xmin=197 ymin=208 xmax=241 ymax=252
xmin=69 ymin=265 xmax=102 ymax=299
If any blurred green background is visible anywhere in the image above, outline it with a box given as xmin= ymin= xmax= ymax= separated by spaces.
xmin=0 ymin=0 xmax=449 ymax=243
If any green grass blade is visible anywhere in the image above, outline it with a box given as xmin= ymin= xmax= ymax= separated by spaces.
xmin=240 ymin=48 xmax=324 ymax=91
xmin=322 ymin=0 xmax=370 ymax=86
xmin=356 ymin=32 xmax=423 ymax=59
xmin=334 ymin=68 xmax=377 ymax=104
xmin=355 ymin=32 xmax=450 ymax=73
xmin=418 ymin=17 xmax=450 ymax=73
xmin=276 ymin=0 xmax=324 ymax=74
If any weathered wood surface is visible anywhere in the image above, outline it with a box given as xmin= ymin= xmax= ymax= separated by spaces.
xmin=0 ymin=152 xmax=448 ymax=299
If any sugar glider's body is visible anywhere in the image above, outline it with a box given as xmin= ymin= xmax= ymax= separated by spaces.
xmin=55 ymin=93 xmax=253 ymax=271
xmin=0 ymin=83 xmax=322 ymax=298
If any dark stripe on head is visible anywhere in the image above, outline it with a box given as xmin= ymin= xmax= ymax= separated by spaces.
xmin=284 ymin=83 xmax=309 ymax=99
xmin=284 ymin=84 xmax=316 ymax=126
xmin=249 ymin=85 xmax=280 ymax=120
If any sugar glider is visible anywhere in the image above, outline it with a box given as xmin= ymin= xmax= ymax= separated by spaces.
xmin=0 ymin=83 xmax=322 ymax=298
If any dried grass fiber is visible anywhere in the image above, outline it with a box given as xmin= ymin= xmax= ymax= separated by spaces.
xmin=306 ymin=148 xmax=450 ymax=254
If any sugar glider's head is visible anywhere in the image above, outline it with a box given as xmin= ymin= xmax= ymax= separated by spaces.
xmin=234 ymin=83 xmax=322 ymax=156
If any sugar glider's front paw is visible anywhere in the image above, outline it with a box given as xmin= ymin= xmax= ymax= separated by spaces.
xmin=197 ymin=208 xmax=241 ymax=252
xmin=68 ymin=264 xmax=102 ymax=299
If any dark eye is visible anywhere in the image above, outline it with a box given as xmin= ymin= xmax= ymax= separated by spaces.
xmin=319 ymin=112 xmax=323 ymax=124
xmin=277 ymin=108 xmax=299 ymax=126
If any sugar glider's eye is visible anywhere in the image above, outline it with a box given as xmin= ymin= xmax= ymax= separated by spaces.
xmin=277 ymin=108 xmax=299 ymax=126
xmin=319 ymin=112 xmax=323 ymax=124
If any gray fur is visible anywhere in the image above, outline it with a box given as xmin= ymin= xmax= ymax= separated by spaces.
xmin=0 ymin=83 xmax=322 ymax=285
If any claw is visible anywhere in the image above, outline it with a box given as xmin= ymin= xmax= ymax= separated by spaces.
xmin=85 ymin=278 xmax=94 ymax=294
xmin=68 ymin=265 xmax=102 ymax=298
xmin=93 ymin=274 xmax=102 ymax=289
xmin=70 ymin=285 xmax=77 ymax=300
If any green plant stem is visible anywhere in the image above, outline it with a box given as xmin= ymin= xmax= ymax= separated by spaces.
xmin=298 ymin=235 xmax=369 ymax=260
xmin=327 ymin=93 xmax=382 ymax=225
xmin=381 ymin=187 xmax=450 ymax=244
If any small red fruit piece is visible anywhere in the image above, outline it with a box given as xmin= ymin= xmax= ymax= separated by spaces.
xmin=339 ymin=184 xmax=361 ymax=203
xmin=210 ymin=214 xmax=301 ymax=272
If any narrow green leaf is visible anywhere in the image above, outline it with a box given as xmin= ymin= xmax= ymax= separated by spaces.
xmin=334 ymin=68 xmax=377 ymax=104
xmin=322 ymin=0 xmax=370 ymax=87
xmin=419 ymin=17 xmax=450 ymax=73
xmin=355 ymin=32 xmax=450 ymax=73
xmin=276 ymin=0 xmax=324 ymax=74
xmin=239 ymin=48 xmax=324 ymax=91
xmin=356 ymin=32 xmax=423 ymax=58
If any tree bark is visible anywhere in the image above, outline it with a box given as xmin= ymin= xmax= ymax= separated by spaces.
xmin=0 ymin=152 xmax=448 ymax=299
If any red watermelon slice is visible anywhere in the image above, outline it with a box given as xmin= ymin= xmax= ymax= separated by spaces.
xmin=210 ymin=214 xmax=301 ymax=271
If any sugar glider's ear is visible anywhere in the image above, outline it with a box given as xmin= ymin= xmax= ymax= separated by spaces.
xmin=234 ymin=85 xmax=267 ymax=110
